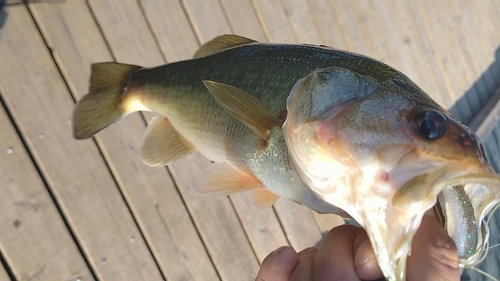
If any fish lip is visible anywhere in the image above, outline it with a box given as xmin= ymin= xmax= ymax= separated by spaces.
xmin=391 ymin=156 xmax=493 ymax=207
xmin=433 ymin=170 xmax=500 ymax=268
xmin=369 ymin=156 xmax=499 ymax=279
xmin=392 ymin=157 xmax=500 ymax=270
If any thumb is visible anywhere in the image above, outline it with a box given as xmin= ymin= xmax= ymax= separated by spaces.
xmin=407 ymin=210 xmax=460 ymax=281
xmin=256 ymin=246 xmax=298 ymax=281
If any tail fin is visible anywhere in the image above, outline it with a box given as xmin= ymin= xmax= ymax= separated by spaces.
xmin=72 ymin=62 xmax=141 ymax=139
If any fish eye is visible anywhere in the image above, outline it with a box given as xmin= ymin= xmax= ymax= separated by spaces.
xmin=412 ymin=109 xmax=448 ymax=140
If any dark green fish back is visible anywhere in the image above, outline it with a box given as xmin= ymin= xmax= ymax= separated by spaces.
xmin=130 ymin=43 xmax=440 ymax=118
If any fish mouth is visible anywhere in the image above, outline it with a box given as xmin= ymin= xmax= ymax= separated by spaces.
xmin=388 ymin=157 xmax=500 ymax=279
xmin=433 ymin=172 xmax=500 ymax=268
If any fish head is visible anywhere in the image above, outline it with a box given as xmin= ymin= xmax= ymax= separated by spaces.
xmin=283 ymin=67 xmax=500 ymax=280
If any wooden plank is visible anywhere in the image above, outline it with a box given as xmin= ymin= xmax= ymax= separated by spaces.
xmin=413 ymin=1 xmax=475 ymax=121
xmin=347 ymin=1 xmax=391 ymax=61
xmin=0 ymin=265 xmax=9 ymax=281
xmin=406 ymin=1 xmax=478 ymax=124
xmin=30 ymin=1 xmax=219 ymax=280
xmin=0 ymin=105 xmax=92 ymax=281
xmin=446 ymin=0 xmax=490 ymax=106
xmin=307 ymin=0 xmax=349 ymax=49
xmin=219 ymin=0 xmax=267 ymax=41
xmin=249 ymin=0 xmax=327 ymax=251
xmin=432 ymin=1 xmax=486 ymax=123
xmin=280 ymin=0 xmax=322 ymax=44
xmin=139 ymin=0 xmax=200 ymax=61
xmin=180 ymin=0 xmax=230 ymax=43
xmin=182 ymin=0 xmax=232 ymax=41
xmin=452 ymin=0 xmax=499 ymax=108
xmin=473 ymin=87 xmax=500 ymax=140
xmin=229 ymin=193 xmax=289 ymax=262
xmin=223 ymin=0 xmax=329 ymax=249
xmin=248 ymin=0 xmax=346 ymax=248
xmin=327 ymin=0 xmax=370 ymax=55
xmin=252 ymin=0 xmax=295 ymax=43
xmin=185 ymin=0 xmax=288 ymax=261
xmin=89 ymin=0 xmax=260 ymax=279
xmin=308 ymin=0 xmax=378 ymax=235
xmin=384 ymin=1 xmax=450 ymax=107
xmin=347 ymin=1 xmax=450 ymax=108
xmin=356 ymin=2 xmax=416 ymax=79
xmin=5 ymin=0 xmax=22 ymax=4
xmin=0 ymin=6 xmax=163 ymax=281
xmin=182 ymin=0 xmax=293 ymax=262
xmin=6 ymin=0 xmax=64 ymax=4
xmin=88 ymin=0 xmax=163 ymax=67
xmin=145 ymin=0 xmax=272 ymax=272
xmin=169 ymin=155 xmax=261 ymax=279
xmin=483 ymin=0 xmax=500 ymax=89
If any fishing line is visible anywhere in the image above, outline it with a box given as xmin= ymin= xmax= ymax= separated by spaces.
xmin=467 ymin=200 xmax=500 ymax=281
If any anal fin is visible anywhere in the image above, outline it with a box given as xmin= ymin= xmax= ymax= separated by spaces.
xmin=139 ymin=116 xmax=195 ymax=166
xmin=250 ymin=189 xmax=279 ymax=209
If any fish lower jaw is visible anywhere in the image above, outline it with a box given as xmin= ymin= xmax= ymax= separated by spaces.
xmin=306 ymin=172 xmax=431 ymax=281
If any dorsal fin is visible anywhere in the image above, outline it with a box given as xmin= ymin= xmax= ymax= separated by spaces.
xmin=193 ymin=34 xmax=257 ymax=58
xmin=203 ymin=80 xmax=279 ymax=139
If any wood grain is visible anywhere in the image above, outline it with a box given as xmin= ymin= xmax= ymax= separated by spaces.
xmin=181 ymin=0 xmax=293 ymax=262
xmin=0 ymin=98 xmax=92 ymax=281
xmin=0 ymin=266 xmax=8 ymax=281
xmin=0 ymin=6 xmax=162 ymax=280
xmin=252 ymin=0 xmax=295 ymax=43
xmin=328 ymin=0 xmax=370 ymax=55
xmin=220 ymin=0 xmax=267 ymax=41
xmin=89 ymin=0 xmax=260 ymax=279
xmin=251 ymin=0 xmax=328 ymax=251
xmin=30 ymin=1 xmax=218 ymax=280
xmin=181 ymin=0 xmax=232 ymax=43
xmin=307 ymin=0 xmax=349 ymax=49
xmin=0 ymin=1 xmax=499 ymax=280
xmin=280 ymin=0 xmax=322 ymax=44
xmin=139 ymin=0 xmax=200 ymax=61
xmin=383 ymin=1 xmax=449 ymax=106
xmin=169 ymin=155 xmax=260 ymax=280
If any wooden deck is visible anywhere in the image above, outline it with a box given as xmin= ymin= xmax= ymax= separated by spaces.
xmin=0 ymin=1 xmax=499 ymax=280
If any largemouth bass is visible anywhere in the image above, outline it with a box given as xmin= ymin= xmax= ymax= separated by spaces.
xmin=72 ymin=35 xmax=500 ymax=280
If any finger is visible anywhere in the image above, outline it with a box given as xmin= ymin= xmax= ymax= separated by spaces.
xmin=407 ymin=211 xmax=460 ymax=281
xmin=312 ymin=225 xmax=362 ymax=281
xmin=256 ymin=246 xmax=299 ymax=281
xmin=353 ymin=230 xmax=384 ymax=280
xmin=289 ymin=247 xmax=317 ymax=281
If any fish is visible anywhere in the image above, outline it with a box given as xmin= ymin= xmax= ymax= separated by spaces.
xmin=72 ymin=34 xmax=500 ymax=280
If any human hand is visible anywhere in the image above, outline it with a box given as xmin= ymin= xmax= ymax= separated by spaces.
xmin=256 ymin=211 xmax=460 ymax=281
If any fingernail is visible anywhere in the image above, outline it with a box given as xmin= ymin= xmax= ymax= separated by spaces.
xmin=271 ymin=246 xmax=289 ymax=257
xmin=355 ymin=239 xmax=384 ymax=279
xmin=357 ymin=256 xmax=378 ymax=270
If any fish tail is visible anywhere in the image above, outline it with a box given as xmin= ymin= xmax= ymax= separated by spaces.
xmin=72 ymin=62 xmax=142 ymax=139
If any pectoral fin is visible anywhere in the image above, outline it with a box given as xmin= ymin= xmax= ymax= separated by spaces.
xmin=139 ymin=116 xmax=195 ymax=166
xmin=203 ymin=80 xmax=279 ymax=139
xmin=191 ymin=161 xmax=263 ymax=195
